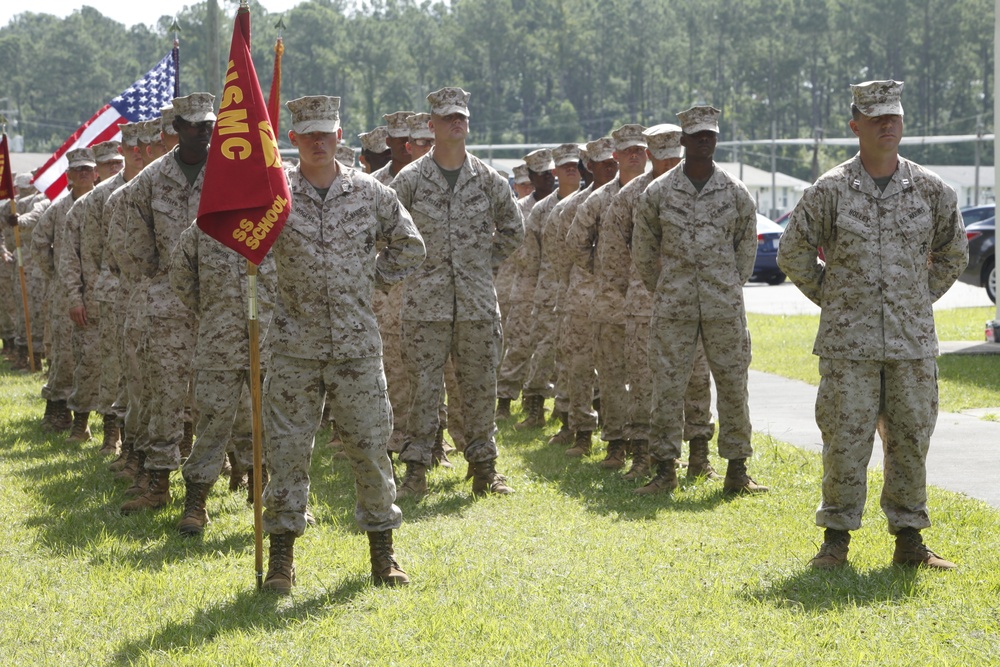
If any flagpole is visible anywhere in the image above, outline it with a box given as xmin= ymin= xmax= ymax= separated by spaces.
xmin=0 ymin=128 xmax=35 ymax=373
xmin=246 ymin=259 xmax=265 ymax=589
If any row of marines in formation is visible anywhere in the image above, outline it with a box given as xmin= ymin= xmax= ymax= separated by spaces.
xmin=0 ymin=78 xmax=960 ymax=592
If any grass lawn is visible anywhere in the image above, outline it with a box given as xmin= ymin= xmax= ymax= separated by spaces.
xmin=749 ymin=306 xmax=1000 ymax=413
xmin=2 ymin=335 xmax=1000 ymax=665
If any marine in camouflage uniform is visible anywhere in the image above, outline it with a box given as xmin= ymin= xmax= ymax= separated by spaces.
xmin=554 ymin=137 xmax=620 ymax=455
xmin=632 ymin=105 xmax=767 ymax=497
xmin=514 ymin=144 xmax=584 ymax=430
xmin=778 ymin=80 xmax=968 ymax=570
xmin=4 ymin=173 xmax=49 ymax=368
xmin=261 ymin=95 xmax=424 ymax=592
xmin=495 ymin=148 xmax=556 ymax=419
xmin=570 ymin=126 xmax=649 ymax=466
xmin=603 ymin=125 xmax=716 ymax=481
xmin=32 ymin=148 xmax=98 ymax=430
xmin=122 ymin=95 xmax=215 ymax=513
xmin=391 ymin=87 xmax=523 ymax=499
xmin=91 ymin=123 xmax=144 ymax=458
xmin=58 ymin=140 xmax=125 ymax=443
xmin=169 ymin=221 xmax=276 ymax=536
xmin=495 ymin=162 xmax=536 ymax=325
xmin=371 ymin=111 xmax=414 ymax=453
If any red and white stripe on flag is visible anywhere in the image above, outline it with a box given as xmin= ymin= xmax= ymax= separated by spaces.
xmin=31 ymin=50 xmax=177 ymax=201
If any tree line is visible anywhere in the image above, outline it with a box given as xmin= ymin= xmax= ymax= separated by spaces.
xmin=0 ymin=0 xmax=993 ymax=181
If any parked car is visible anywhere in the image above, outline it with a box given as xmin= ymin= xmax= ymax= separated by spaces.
xmin=750 ymin=214 xmax=785 ymax=285
xmin=960 ymin=204 xmax=995 ymax=226
xmin=958 ymin=215 xmax=996 ymax=303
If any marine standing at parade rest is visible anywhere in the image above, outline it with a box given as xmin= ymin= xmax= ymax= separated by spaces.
xmin=514 ymin=143 xmax=583 ymax=430
xmin=632 ymin=105 xmax=768 ymax=496
xmin=391 ymin=86 xmax=523 ymax=499
xmin=550 ymin=137 xmax=618 ymax=455
xmin=495 ymin=148 xmax=556 ymax=419
xmin=260 ymin=95 xmax=425 ymax=592
xmin=169 ymin=217 xmax=276 ymax=537
xmin=569 ymin=124 xmax=649 ymax=467
xmin=32 ymin=147 xmax=98 ymax=432
xmin=778 ymin=80 xmax=967 ymax=570
xmin=122 ymin=94 xmax=216 ymax=514
xmin=58 ymin=140 xmax=125 ymax=444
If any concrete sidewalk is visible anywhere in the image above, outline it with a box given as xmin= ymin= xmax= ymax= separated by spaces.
xmin=749 ymin=366 xmax=1000 ymax=510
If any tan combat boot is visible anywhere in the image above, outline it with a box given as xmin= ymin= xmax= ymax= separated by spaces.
xmin=471 ymin=459 xmax=514 ymax=497
xmin=565 ymin=431 xmax=592 ymax=457
xmin=177 ymin=480 xmax=214 ymax=536
xmin=496 ymin=397 xmax=512 ymax=420
xmin=809 ymin=529 xmax=851 ymax=569
xmin=67 ymin=411 xmax=92 ymax=444
xmin=40 ymin=400 xmax=55 ymax=429
xmin=48 ymin=400 xmax=72 ymax=432
xmin=262 ymin=533 xmax=296 ymax=594
xmin=686 ymin=437 xmax=719 ymax=480
xmin=123 ymin=452 xmax=149 ymax=495
xmin=396 ymin=462 xmax=428 ymax=500
xmin=600 ymin=439 xmax=628 ymax=469
xmin=368 ymin=529 xmax=410 ymax=586
xmin=892 ymin=528 xmax=956 ymax=569
xmin=547 ymin=411 xmax=573 ymax=445
xmin=623 ymin=439 xmax=651 ymax=481
xmin=121 ymin=468 xmax=171 ymax=514
xmin=723 ymin=458 xmax=769 ymax=496
xmin=634 ymin=458 xmax=678 ymax=495
xmin=100 ymin=415 xmax=121 ymax=455
xmin=109 ymin=438 xmax=133 ymax=472
xmin=514 ymin=395 xmax=546 ymax=430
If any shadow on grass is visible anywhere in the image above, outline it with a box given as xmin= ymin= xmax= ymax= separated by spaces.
xmin=109 ymin=577 xmax=371 ymax=665
xmin=9 ymin=429 xmax=269 ymax=570
xmin=311 ymin=446 xmax=478 ymax=525
xmin=514 ymin=426 xmax=728 ymax=519
xmin=745 ymin=563 xmax=922 ymax=610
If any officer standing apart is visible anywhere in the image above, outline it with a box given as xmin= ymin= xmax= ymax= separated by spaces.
xmin=778 ymin=81 xmax=967 ymax=570
xmin=391 ymin=87 xmax=523 ymax=498
xmin=261 ymin=96 xmax=425 ymax=592
xmin=632 ymin=105 xmax=768 ymax=496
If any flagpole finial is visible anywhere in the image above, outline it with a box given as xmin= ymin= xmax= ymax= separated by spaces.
xmin=274 ymin=15 xmax=286 ymax=32
xmin=169 ymin=18 xmax=180 ymax=35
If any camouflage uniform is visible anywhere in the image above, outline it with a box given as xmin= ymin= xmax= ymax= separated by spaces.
xmin=610 ymin=172 xmax=715 ymax=443
xmin=522 ymin=187 xmax=589 ymax=409
xmin=59 ymin=177 xmax=121 ymax=414
xmin=125 ymin=149 xmax=201 ymax=471
xmin=107 ymin=182 xmax=150 ymax=449
xmin=496 ymin=191 xmax=544 ymax=401
xmin=92 ymin=174 xmax=128 ymax=419
xmin=778 ymin=154 xmax=968 ymax=533
xmin=263 ymin=164 xmax=424 ymax=536
xmin=391 ymin=152 xmax=523 ymax=467
xmin=568 ymin=178 xmax=626 ymax=440
xmin=0 ymin=224 xmax=14 ymax=343
xmin=632 ymin=163 xmax=757 ymax=463
xmin=170 ymin=222 xmax=276 ymax=484
xmin=6 ymin=192 xmax=49 ymax=352
xmin=551 ymin=184 xmax=599 ymax=433
xmin=32 ymin=193 xmax=80 ymax=401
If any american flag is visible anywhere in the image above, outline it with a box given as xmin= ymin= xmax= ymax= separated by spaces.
xmin=32 ymin=48 xmax=179 ymax=201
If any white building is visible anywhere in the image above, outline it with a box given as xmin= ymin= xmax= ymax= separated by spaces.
xmin=924 ymin=165 xmax=995 ymax=207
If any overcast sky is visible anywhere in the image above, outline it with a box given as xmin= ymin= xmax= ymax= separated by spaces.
xmin=0 ymin=1 xmax=305 ymax=30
